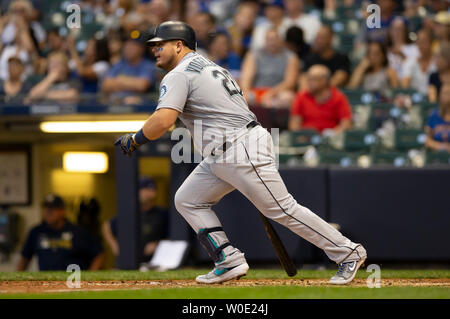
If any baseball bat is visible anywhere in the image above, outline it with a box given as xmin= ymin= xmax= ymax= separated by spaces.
xmin=258 ymin=212 xmax=297 ymax=277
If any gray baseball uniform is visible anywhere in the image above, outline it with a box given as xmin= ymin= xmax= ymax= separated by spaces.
xmin=157 ymin=52 xmax=366 ymax=267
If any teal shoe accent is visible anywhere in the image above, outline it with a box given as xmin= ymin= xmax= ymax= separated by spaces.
xmin=215 ymin=268 xmax=228 ymax=276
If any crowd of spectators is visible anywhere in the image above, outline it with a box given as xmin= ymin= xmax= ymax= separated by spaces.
xmin=0 ymin=0 xmax=449 ymax=151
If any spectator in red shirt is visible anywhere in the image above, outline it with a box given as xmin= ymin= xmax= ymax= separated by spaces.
xmin=289 ymin=64 xmax=352 ymax=133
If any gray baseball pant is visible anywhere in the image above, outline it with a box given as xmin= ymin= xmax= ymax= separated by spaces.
xmin=175 ymin=125 xmax=366 ymax=266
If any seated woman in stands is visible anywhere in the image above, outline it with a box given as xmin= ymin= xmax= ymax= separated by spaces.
xmin=425 ymin=83 xmax=450 ymax=152
xmin=347 ymin=41 xmax=399 ymax=92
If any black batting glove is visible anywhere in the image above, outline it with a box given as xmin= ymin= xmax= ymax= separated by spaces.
xmin=114 ymin=133 xmax=140 ymax=157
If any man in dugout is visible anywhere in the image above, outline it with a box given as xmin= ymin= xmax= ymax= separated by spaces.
xmin=17 ymin=194 xmax=105 ymax=271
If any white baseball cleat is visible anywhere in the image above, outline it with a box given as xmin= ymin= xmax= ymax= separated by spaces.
xmin=196 ymin=262 xmax=249 ymax=284
xmin=329 ymin=256 xmax=367 ymax=285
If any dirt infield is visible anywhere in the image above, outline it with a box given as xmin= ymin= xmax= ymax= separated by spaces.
xmin=1 ymin=278 xmax=449 ymax=294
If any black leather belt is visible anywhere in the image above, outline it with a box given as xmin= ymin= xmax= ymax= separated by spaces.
xmin=246 ymin=120 xmax=260 ymax=129
xmin=211 ymin=121 xmax=260 ymax=156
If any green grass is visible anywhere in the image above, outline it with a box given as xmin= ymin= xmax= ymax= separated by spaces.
xmin=1 ymin=269 xmax=449 ymax=281
xmin=0 ymin=269 xmax=449 ymax=299
xmin=1 ymin=286 xmax=449 ymax=299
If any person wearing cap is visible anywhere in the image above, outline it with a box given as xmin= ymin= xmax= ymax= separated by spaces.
xmin=101 ymin=31 xmax=157 ymax=104
xmin=0 ymin=56 xmax=32 ymax=103
xmin=102 ymin=177 xmax=169 ymax=262
xmin=17 ymin=194 xmax=105 ymax=271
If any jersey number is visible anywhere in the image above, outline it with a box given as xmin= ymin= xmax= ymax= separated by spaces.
xmin=212 ymin=69 xmax=243 ymax=97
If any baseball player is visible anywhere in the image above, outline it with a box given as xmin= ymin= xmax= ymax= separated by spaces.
xmin=115 ymin=21 xmax=367 ymax=285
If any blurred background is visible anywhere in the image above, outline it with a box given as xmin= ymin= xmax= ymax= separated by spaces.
xmin=0 ymin=0 xmax=449 ymax=272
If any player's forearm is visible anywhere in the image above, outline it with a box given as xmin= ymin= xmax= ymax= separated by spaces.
xmin=141 ymin=109 xmax=178 ymax=141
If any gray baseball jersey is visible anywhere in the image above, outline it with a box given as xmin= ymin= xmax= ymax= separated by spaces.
xmin=156 ymin=52 xmax=256 ymax=156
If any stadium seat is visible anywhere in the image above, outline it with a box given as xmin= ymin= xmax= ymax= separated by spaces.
xmin=371 ymin=151 xmax=409 ymax=166
xmin=394 ymin=129 xmax=426 ymax=151
xmin=343 ymin=130 xmax=376 ymax=151
xmin=282 ymin=130 xmax=322 ymax=147
xmin=318 ymin=150 xmax=358 ymax=167
xmin=335 ymin=5 xmax=361 ymax=20
xmin=370 ymin=103 xmax=396 ymax=130
xmin=342 ymin=89 xmax=377 ymax=105
xmin=425 ymin=151 xmax=450 ymax=165
xmin=336 ymin=33 xmax=356 ymax=54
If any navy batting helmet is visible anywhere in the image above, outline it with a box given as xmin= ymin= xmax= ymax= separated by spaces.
xmin=147 ymin=21 xmax=197 ymax=50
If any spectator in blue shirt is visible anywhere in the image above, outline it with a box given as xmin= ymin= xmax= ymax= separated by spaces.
xmin=207 ymin=30 xmax=242 ymax=80
xmin=17 ymin=194 xmax=105 ymax=271
xmin=101 ymin=33 xmax=156 ymax=104
xmin=425 ymin=83 xmax=450 ymax=152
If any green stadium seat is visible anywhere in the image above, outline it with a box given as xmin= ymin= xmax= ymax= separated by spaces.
xmin=283 ymin=130 xmax=322 ymax=147
xmin=342 ymin=89 xmax=376 ymax=105
xmin=391 ymin=88 xmax=417 ymax=96
xmin=371 ymin=151 xmax=409 ymax=166
xmin=335 ymin=5 xmax=360 ymax=19
xmin=394 ymin=129 xmax=426 ymax=151
xmin=343 ymin=130 xmax=376 ymax=151
xmin=336 ymin=33 xmax=355 ymax=54
xmin=42 ymin=0 xmax=65 ymax=15
xmin=319 ymin=151 xmax=358 ymax=167
xmin=370 ymin=103 xmax=396 ymax=130
xmin=278 ymin=154 xmax=303 ymax=166
xmin=425 ymin=151 xmax=450 ymax=165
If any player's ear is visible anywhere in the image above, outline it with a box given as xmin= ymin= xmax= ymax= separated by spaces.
xmin=176 ymin=40 xmax=183 ymax=53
